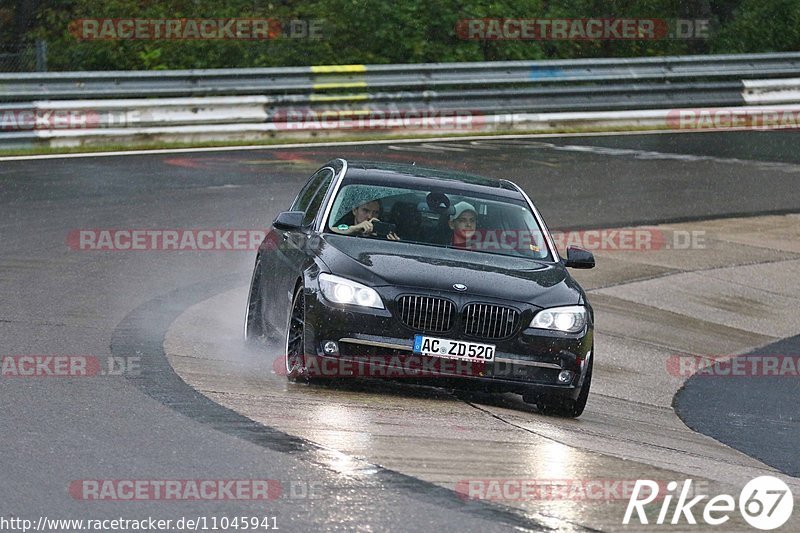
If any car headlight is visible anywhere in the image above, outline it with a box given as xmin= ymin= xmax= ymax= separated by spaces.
xmin=530 ymin=305 xmax=587 ymax=333
xmin=319 ymin=273 xmax=384 ymax=309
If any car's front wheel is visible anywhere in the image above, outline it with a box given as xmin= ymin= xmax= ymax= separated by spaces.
xmin=524 ymin=356 xmax=593 ymax=418
xmin=284 ymin=285 xmax=307 ymax=381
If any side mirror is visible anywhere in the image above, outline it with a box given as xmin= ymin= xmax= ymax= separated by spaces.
xmin=564 ymin=246 xmax=595 ymax=269
xmin=273 ymin=211 xmax=305 ymax=231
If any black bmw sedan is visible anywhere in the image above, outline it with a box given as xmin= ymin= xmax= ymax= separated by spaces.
xmin=245 ymin=159 xmax=596 ymax=417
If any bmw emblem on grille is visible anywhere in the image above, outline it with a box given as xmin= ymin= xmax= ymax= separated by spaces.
xmin=453 ymin=283 xmax=467 ymax=291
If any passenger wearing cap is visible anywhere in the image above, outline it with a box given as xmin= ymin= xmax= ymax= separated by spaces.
xmin=448 ymin=201 xmax=477 ymax=247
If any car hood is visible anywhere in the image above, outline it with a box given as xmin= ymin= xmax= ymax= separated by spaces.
xmin=317 ymin=234 xmax=583 ymax=307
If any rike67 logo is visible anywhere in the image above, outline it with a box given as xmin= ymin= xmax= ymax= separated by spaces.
xmin=624 ymin=476 xmax=793 ymax=530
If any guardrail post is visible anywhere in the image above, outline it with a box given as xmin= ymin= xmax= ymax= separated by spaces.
xmin=35 ymin=39 xmax=47 ymax=72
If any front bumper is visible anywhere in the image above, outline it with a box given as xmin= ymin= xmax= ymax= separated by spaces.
xmin=302 ymin=285 xmax=593 ymax=399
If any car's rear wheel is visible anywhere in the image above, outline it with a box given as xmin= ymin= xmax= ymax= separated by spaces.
xmin=244 ymin=256 xmax=265 ymax=340
xmin=525 ymin=356 xmax=593 ymax=418
xmin=284 ymin=285 xmax=307 ymax=381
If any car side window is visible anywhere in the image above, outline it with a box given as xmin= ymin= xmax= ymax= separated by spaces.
xmin=290 ymin=168 xmax=331 ymax=213
xmin=302 ymin=169 xmax=334 ymax=226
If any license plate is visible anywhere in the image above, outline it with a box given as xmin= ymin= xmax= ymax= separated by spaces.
xmin=413 ymin=335 xmax=495 ymax=362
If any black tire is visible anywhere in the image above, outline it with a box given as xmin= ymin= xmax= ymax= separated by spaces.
xmin=284 ymin=285 xmax=307 ymax=382
xmin=525 ymin=357 xmax=593 ymax=418
xmin=243 ymin=256 xmax=266 ymax=341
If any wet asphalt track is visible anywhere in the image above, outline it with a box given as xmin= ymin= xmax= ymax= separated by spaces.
xmin=675 ymin=333 xmax=800 ymax=478
xmin=1 ymin=130 xmax=799 ymax=531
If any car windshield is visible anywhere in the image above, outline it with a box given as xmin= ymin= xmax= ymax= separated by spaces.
xmin=325 ymin=182 xmax=553 ymax=261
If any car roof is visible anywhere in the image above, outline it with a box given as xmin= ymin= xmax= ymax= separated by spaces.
xmin=339 ymin=159 xmax=523 ymax=198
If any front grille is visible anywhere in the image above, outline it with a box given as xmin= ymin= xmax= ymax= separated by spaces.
xmin=463 ymin=303 xmax=519 ymax=339
xmin=397 ymin=296 xmax=455 ymax=332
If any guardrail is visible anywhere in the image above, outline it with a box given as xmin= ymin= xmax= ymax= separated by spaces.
xmin=2 ymin=52 xmax=800 ymax=149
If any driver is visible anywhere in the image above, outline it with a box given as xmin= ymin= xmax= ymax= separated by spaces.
xmin=332 ymin=199 xmax=400 ymax=240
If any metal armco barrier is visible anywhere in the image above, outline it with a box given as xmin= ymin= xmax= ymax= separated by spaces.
xmin=2 ymin=52 xmax=800 ymax=149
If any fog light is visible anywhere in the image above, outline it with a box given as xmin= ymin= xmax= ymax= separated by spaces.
xmin=558 ymin=370 xmax=574 ymax=383
xmin=323 ymin=341 xmax=338 ymax=355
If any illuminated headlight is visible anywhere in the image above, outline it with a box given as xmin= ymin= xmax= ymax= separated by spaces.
xmin=319 ymin=273 xmax=384 ymax=309
xmin=530 ymin=306 xmax=587 ymax=333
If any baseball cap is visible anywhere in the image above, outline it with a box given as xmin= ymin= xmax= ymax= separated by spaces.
xmin=450 ymin=201 xmax=477 ymax=221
